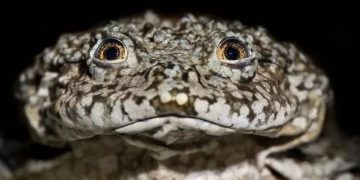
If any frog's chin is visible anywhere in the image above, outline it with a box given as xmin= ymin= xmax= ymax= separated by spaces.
xmin=115 ymin=116 xmax=236 ymax=160
xmin=122 ymin=134 xmax=212 ymax=160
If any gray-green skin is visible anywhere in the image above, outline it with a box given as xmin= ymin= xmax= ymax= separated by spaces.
xmin=4 ymin=12 xmax=359 ymax=179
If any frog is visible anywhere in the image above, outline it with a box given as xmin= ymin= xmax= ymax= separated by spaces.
xmin=2 ymin=11 xmax=359 ymax=179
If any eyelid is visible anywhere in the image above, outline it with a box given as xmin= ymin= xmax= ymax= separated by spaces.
xmin=220 ymin=55 xmax=256 ymax=69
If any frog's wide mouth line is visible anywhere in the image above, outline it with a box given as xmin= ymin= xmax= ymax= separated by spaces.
xmin=115 ymin=116 xmax=236 ymax=136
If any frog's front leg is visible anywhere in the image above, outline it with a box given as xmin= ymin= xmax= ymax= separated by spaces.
xmin=257 ymin=95 xmax=327 ymax=169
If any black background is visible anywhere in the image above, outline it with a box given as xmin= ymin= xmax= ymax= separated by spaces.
xmin=1 ymin=1 xmax=359 ymax=140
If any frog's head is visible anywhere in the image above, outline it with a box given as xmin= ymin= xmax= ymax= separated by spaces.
xmin=17 ymin=12 xmax=330 ymax=158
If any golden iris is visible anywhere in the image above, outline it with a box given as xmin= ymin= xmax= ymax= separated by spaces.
xmin=96 ymin=38 xmax=127 ymax=61
xmin=217 ymin=38 xmax=248 ymax=60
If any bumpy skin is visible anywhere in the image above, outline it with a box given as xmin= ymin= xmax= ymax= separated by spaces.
xmin=6 ymin=12 xmax=359 ymax=179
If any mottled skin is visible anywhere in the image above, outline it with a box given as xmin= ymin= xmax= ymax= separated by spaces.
xmin=4 ymin=12 xmax=359 ymax=179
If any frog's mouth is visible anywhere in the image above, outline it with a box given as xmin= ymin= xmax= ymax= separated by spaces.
xmin=115 ymin=116 xmax=236 ymax=159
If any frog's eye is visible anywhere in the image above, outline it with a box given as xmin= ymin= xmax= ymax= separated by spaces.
xmin=96 ymin=38 xmax=127 ymax=61
xmin=217 ymin=38 xmax=249 ymax=61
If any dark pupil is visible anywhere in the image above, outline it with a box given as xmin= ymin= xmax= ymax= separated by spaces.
xmin=104 ymin=46 xmax=119 ymax=60
xmin=224 ymin=46 xmax=240 ymax=60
